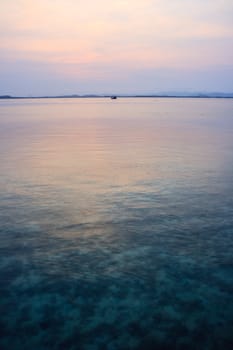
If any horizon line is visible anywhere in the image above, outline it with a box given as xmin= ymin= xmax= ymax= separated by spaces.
xmin=1 ymin=92 xmax=233 ymax=100
xmin=0 ymin=91 xmax=233 ymax=99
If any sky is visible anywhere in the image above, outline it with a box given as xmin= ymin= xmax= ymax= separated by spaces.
xmin=0 ymin=0 xmax=233 ymax=96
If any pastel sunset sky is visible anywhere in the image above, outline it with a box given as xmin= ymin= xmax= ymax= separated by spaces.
xmin=1 ymin=0 xmax=233 ymax=95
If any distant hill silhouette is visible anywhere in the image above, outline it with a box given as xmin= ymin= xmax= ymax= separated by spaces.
xmin=0 ymin=95 xmax=12 ymax=99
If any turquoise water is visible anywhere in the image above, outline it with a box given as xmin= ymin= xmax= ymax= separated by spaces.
xmin=0 ymin=98 xmax=233 ymax=349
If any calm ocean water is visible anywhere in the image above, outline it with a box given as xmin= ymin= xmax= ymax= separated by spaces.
xmin=0 ymin=98 xmax=233 ymax=350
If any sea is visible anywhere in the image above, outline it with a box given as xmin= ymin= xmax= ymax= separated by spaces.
xmin=0 ymin=97 xmax=233 ymax=350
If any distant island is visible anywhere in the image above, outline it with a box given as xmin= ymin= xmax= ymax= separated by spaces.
xmin=1 ymin=92 xmax=233 ymax=99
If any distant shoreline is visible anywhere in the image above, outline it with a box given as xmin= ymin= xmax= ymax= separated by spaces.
xmin=1 ymin=94 xmax=233 ymax=100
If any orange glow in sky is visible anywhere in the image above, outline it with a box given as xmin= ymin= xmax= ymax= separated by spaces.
xmin=0 ymin=0 xmax=233 ymax=95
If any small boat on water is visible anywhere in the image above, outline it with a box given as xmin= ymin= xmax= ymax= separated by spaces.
xmin=110 ymin=96 xmax=117 ymax=100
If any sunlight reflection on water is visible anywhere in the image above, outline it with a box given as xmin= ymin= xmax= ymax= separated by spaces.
xmin=0 ymin=98 xmax=233 ymax=349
